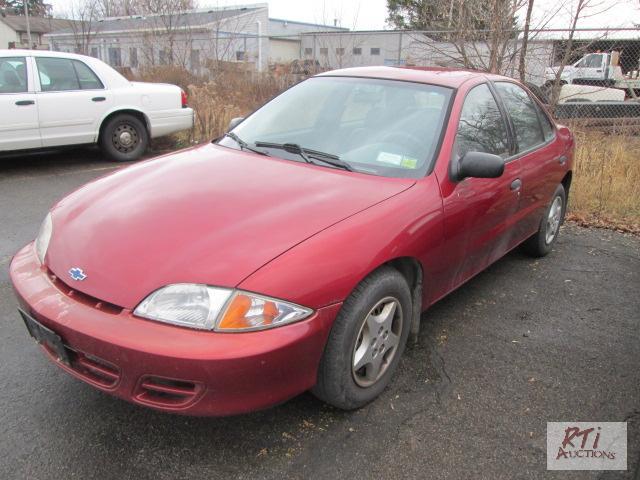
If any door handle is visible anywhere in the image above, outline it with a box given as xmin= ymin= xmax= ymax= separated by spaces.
xmin=555 ymin=155 xmax=567 ymax=165
xmin=510 ymin=179 xmax=522 ymax=191
xmin=92 ymin=96 xmax=106 ymax=102
xmin=15 ymin=100 xmax=35 ymax=106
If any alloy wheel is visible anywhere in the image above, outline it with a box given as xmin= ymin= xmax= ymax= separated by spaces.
xmin=545 ymin=196 xmax=563 ymax=244
xmin=352 ymin=296 xmax=403 ymax=388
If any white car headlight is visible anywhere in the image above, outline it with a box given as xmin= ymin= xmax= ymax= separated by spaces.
xmin=133 ymin=284 xmax=313 ymax=332
xmin=35 ymin=213 xmax=53 ymax=264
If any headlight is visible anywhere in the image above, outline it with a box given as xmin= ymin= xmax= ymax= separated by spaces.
xmin=35 ymin=213 xmax=53 ymax=264
xmin=133 ymin=284 xmax=313 ymax=332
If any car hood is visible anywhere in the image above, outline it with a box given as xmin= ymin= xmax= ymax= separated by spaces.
xmin=46 ymin=144 xmax=414 ymax=309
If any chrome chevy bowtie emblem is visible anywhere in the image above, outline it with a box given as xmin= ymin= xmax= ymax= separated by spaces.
xmin=68 ymin=267 xmax=87 ymax=281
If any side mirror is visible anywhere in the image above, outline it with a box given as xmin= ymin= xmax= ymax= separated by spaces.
xmin=454 ymin=151 xmax=505 ymax=180
xmin=228 ymin=117 xmax=244 ymax=131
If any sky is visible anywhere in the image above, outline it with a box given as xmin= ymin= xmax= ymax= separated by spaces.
xmin=50 ymin=0 xmax=640 ymax=30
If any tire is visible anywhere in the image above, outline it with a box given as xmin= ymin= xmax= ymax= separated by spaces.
xmin=100 ymin=114 xmax=148 ymax=162
xmin=312 ymin=266 xmax=412 ymax=410
xmin=522 ymin=184 xmax=566 ymax=257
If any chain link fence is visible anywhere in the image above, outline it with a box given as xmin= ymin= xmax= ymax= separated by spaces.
xmin=294 ymin=27 xmax=640 ymax=129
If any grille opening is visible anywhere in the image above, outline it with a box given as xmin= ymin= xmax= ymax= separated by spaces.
xmin=135 ymin=376 xmax=202 ymax=407
xmin=71 ymin=351 xmax=120 ymax=388
xmin=47 ymin=270 xmax=123 ymax=314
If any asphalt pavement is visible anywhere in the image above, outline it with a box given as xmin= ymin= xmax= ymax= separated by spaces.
xmin=1 ymin=147 xmax=638 ymax=480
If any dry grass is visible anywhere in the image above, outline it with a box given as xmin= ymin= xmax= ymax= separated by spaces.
xmin=183 ymin=71 xmax=295 ymax=145
xmin=568 ymin=127 xmax=640 ymax=232
xmin=134 ymin=67 xmax=640 ymax=232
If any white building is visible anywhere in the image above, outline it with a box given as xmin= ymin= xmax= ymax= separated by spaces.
xmin=44 ymin=4 xmax=346 ymax=73
xmin=0 ymin=14 xmax=73 ymax=50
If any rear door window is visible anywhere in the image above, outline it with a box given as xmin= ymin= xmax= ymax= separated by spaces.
xmin=494 ymin=82 xmax=545 ymax=152
xmin=36 ymin=57 xmax=80 ymax=91
xmin=533 ymin=102 xmax=555 ymax=141
xmin=36 ymin=57 xmax=103 ymax=91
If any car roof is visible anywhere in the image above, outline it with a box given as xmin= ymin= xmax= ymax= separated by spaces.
xmin=317 ymin=66 xmax=508 ymax=88
xmin=0 ymin=49 xmax=93 ymax=62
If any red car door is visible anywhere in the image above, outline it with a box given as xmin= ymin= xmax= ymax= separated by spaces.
xmin=434 ymin=83 xmax=523 ymax=294
xmin=492 ymin=81 xmax=566 ymax=242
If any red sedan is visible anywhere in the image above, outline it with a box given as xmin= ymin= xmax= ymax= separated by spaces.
xmin=10 ymin=67 xmax=573 ymax=416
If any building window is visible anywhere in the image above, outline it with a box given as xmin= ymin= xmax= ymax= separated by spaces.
xmin=320 ymin=47 xmax=328 ymax=56
xmin=129 ymin=47 xmax=138 ymax=68
xmin=304 ymin=47 xmax=313 ymax=56
xmin=370 ymin=48 xmax=381 ymax=55
xmin=159 ymin=49 xmax=167 ymax=65
xmin=336 ymin=47 xmax=345 ymax=56
xmin=108 ymin=47 xmax=122 ymax=67
xmin=236 ymin=50 xmax=245 ymax=61
xmin=90 ymin=47 xmax=99 ymax=59
xmin=353 ymin=47 xmax=362 ymax=55
xmin=145 ymin=47 xmax=154 ymax=65
xmin=191 ymin=49 xmax=200 ymax=69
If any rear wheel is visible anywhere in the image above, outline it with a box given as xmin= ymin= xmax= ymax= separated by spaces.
xmin=522 ymin=184 xmax=566 ymax=257
xmin=312 ymin=266 xmax=411 ymax=410
xmin=100 ymin=113 xmax=148 ymax=162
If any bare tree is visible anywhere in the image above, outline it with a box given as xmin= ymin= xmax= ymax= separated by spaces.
xmin=136 ymin=0 xmax=196 ymax=68
xmin=402 ymin=0 xmax=562 ymax=77
xmin=65 ymin=0 xmax=101 ymax=55
xmin=518 ymin=0 xmax=534 ymax=81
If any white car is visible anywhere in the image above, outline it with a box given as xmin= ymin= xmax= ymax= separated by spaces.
xmin=0 ymin=50 xmax=194 ymax=161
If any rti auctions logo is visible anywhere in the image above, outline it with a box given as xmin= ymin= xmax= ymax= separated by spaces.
xmin=547 ymin=422 xmax=627 ymax=471
xmin=556 ymin=426 xmax=614 ymax=460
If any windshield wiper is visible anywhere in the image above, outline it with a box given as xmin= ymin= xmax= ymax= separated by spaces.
xmin=254 ymin=141 xmax=353 ymax=171
xmin=222 ymin=132 xmax=269 ymax=156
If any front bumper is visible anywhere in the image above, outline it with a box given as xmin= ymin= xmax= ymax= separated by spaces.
xmin=9 ymin=244 xmax=339 ymax=416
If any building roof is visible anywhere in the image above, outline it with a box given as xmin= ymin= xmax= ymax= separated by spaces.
xmin=0 ymin=15 xmax=75 ymax=34
xmin=268 ymin=17 xmax=348 ymax=37
xmin=47 ymin=6 xmax=262 ymax=36
xmin=530 ymin=28 xmax=640 ymax=42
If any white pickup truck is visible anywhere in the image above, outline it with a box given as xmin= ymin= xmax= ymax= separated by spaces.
xmin=0 ymin=50 xmax=194 ymax=161
xmin=544 ymin=51 xmax=640 ymax=98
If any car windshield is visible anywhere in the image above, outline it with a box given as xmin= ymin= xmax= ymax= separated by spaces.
xmin=217 ymin=76 xmax=453 ymax=178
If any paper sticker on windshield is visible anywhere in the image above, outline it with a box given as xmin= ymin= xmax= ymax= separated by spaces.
xmin=377 ymin=152 xmax=403 ymax=165
xmin=400 ymin=157 xmax=418 ymax=169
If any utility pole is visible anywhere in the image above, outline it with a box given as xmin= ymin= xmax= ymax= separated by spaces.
xmin=24 ymin=0 xmax=33 ymax=48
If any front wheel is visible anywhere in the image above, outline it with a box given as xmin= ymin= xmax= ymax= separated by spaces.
xmin=312 ymin=266 xmax=412 ymax=410
xmin=522 ymin=184 xmax=566 ymax=257
xmin=100 ymin=114 xmax=148 ymax=162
